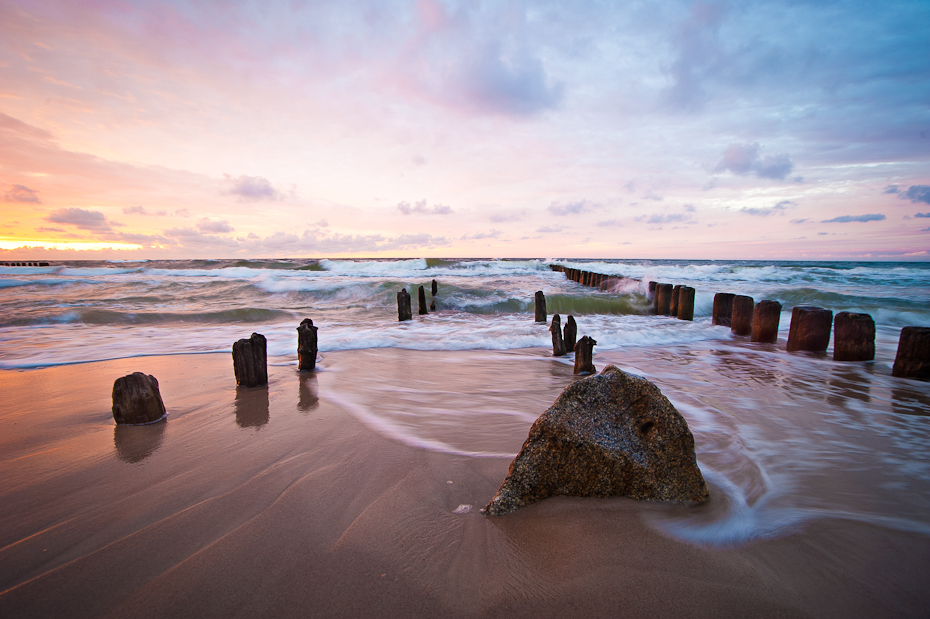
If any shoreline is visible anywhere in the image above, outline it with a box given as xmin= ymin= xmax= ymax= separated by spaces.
xmin=1 ymin=348 xmax=929 ymax=617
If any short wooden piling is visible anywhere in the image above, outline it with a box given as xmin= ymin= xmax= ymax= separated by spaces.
xmin=563 ymin=315 xmax=577 ymax=352
xmin=397 ymin=288 xmax=412 ymax=321
xmin=535 ymin=291 xmax=547 ymax=323
xmin=751 ymin=300 xmax=782 ymax=343
xmin=713 ymin=293 xmax=735 ymax=327
xmin=731 ymin=295 xmax=754 ymax=336
xmin=656 ymin=284 xmax=674 ymax=315
xmin=833 ymin=312 xmax=875 ymax=361
xmin=573 ymin=336 xmax=597 ymax=375
xmin=669 ymin=285 xmax=682 ymax=318
xmin=678 ymin=286 xmax=695 ymax=321
xmin=786 ymin=306 xmax=833 ymax=353
xmin=431 ymin=279 xmax=438 ymax=296
xmin=112 ymin=372 xmax=167 ymax=425
xmin=297 ymin=318 xmax=318 ymax=371
xmin=418 ymin=286 xmax=428 ymax=315
xmin=232 ymin=333 xmax=268 ymax=387
xmin=648 ymin=281 xmax=657 ymax=300
xmin=550 ymin=314 xmax=566 ymax=356
xmin=892 ymin=326 xmax=930 ymax=379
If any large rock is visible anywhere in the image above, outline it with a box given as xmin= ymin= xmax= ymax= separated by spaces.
xmin=112 ymin=372 xmax=167 ymax=425
xmin=483 ymin=365 xmax=709 ymax=515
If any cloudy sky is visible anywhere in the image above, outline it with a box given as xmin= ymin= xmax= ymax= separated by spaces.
xmin=1 ymin=0 xmax=928 ymax=259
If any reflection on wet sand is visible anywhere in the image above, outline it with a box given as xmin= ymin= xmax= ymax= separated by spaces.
xmin=710 ymin=349 xmax=781 ymax=385
xmin=892 ymin=383 xmax=930 ymax=417
xmin=235 ymin=385 xmax=270 ymax=428
xmin=113 ymin=419 xmax=167 ymax=463
xmin=298 ymin=373 xmax=319 ymax=412
xmin=827 ymin=365 xmax=872 ymax=407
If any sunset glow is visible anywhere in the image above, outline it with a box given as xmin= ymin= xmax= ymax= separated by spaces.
xmin=1 ymin=0 xmax=928 ymax=260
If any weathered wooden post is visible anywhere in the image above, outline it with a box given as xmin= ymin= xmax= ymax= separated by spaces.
xmin=112 ymin=372 xmax=167 ymax=425
xmin=297 ymin=318 xmax=318 ymax=371
xmin=786 ymin=306 xmax=833 ymax=353
xmin=564 ymin=315 xmax=577 ymax=352
xmin=397 ymin=288 xmax=412 ymax=321
xmin=677 ymin=286 xmax=695 ymax=321
xmin=892 ymin=326 xmax=930 ymax=379
xmin=232 ymin=333 xmax=268 ymax=387
xmin=648 ymin=281 xmax=657 ymax=299
xmin=656 ymin=284 xmax=674 ymax=315
xmin=550 ymin=314 xmax=566 ymax=356
xmin=731 ymin=295 xmax=754 ymax=336
xmin=535 ymin=291 xmax=547 ymax=323
xmin=713 ymin=293 xmax=735 ymax=327
xmin=670 ymin=284 xmax=681 ymax=317
xmin=833 ymin=312 xmax=875 ymax=361
xmin=573 ymin=336 xmax=597 ymax=375
xmin=751 ymin=300 xmax=782 ymax=343
xmin=431 ymin=279 xmax=438 ymax=296
xmin=418 ymin=286 xmax=429 ymax=315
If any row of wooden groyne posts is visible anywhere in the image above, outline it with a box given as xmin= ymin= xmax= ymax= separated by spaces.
xmin=548 ymin=264 xmax=929 ymax=381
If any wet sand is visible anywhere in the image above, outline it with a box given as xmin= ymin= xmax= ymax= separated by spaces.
xmin=1 ymin=348 xmax=929 ymax=618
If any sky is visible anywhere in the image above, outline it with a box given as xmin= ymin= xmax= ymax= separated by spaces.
xmin=0 ymin=0 xmax=928 ymax=260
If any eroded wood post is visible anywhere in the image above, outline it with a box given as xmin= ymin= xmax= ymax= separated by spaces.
xmin=550 ymin=314 xmax=566 ymax=356
xmin=112 ymin=373 xmax=167 ymax=425
xmin=564 ymin=315 xmax=577 ymax=352
xmin=670 ymin=284 xmax=681 ymax=317
xmin=751 ymin=300 xmax=781 ymax=343
xmin=731 ymin=295 xmax=754 ymax=336
xmin=713 ymin=293 xmax=735 ymax=327
xmin=892 ymin=327 xmax=930 ymax=379
xmin=232 ymin=333 xmax=268 ymax=387
xmin=786 ymin=306 xmax=833 ymax=353
xmin=573 ymin=336 xmax=597 ymax=375
xmin=677 ymin=286 xmax=695 ymax=321
xmin=535 ymin=291 xmax=547 ymax=323
xmin=656 ymin=284 xmax=673 ymax=316
xmin=397 ymin=288 xmax=412 ymax=321
xmin=833 ymin=312 xmax=875 ymax=361
xmin=418 ymin=286 xmax=428 ymax=315
xmin=297 ymin=318 xmax=318 ymax=371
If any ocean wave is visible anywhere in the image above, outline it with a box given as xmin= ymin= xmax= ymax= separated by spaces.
xmin=0 ymin=307 xmax=296 ymax=327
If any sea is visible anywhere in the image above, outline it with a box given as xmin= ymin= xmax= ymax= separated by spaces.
xmin=1 ymin=257 xmax=929 ymax=546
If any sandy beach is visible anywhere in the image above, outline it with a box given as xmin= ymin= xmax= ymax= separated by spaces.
xmin=1 ymin=345 xmax=928 ymax=618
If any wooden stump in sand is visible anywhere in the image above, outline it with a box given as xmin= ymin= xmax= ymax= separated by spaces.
xmin=418 ymin=286 xmax=428 ymax=315
xmin=297 ymin=318 xmax=318 ymax=371
xmin=233 ymin=332 xmax=268 ymax=387
xmin=550 ymin=314 xmax=567 ymax=357
xmin=397 ymin=288 xmax=412 ymax=321
xmin=731 ymin=295 xmax=754 ymax=336
xmin=112 ymin=372 xmax=167 ymax=425
xmin=535 ymin=291 xmax=547 ymax=323
xmin=564 ymin=315 xmax=577 ymax=353
xmin=677 ymin=286 xmax=695 ymax=321
xmin=786 ymin=306 xmax=833 ymax=353
xmin=833 ymin=312 xmax=875 ymax=362
xmin=892 ymin=326 xmax=930 ymax=379
xmin=713 ymin=292 xmax=735 ymax=327
xmin=574 ymin=336 xmax=597 ymax=375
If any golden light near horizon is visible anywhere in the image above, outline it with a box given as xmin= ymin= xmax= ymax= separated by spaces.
xmin=0 ymin=238 xmax=145 ymax=251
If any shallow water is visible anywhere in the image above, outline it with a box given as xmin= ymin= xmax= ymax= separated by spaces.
xmin=312 ymin=345 xmax=930 ymax=548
